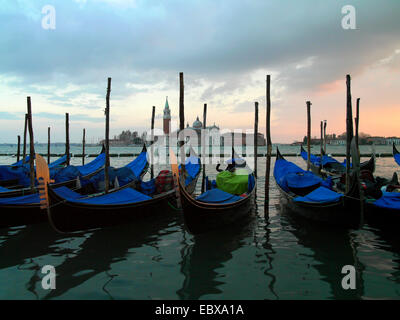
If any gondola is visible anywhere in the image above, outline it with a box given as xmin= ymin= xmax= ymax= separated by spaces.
xmin=0 ymin=145 xmax=106 ymax=199
xmin=0 ymin=146 xmax=147 ymax=229
xmin=393 ymin=143 xmax=400 ymax=166
xmin=0 ymin=153 xmax=68 ymax=188
xmin=43 ymin=150 xmax=201 ymax=233
xmin=300 ymin=145 xmax=375 ymax=176
xmin=172 ymin=150 xmax=256 ymax=235
xmin=348 ymin=143 xmax=400 ymax=226
xmin=363 ymin=172 xmax=400 ymax=227
xmin=274 ymin=147 xmax=361 ymax=226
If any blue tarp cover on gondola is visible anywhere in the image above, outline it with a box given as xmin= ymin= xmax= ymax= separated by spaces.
xmin=394 ymin=153 xmax=400 ymax=167
xmin=48 ymin=155 xmax=68 ymax=169
xmin=195 ymin=188 xmax=243 ymax=204
xmin=0 ymin=155 xmax=67 ymax=186
xmin=76 ymin=153 xmax=106 ymax=176
xmin=141 ymin=179 xmax=156 ymax=195
xmin=373 ymin=192 xmax=400 ymax=210
xmin=51 ymin=152 xmax=105 ymax=183
xmin=11 ymin=155 xmax=31 ymax=166
xmin=85 ymin=150 xmax=148 ymax=191
xmin=274 ymin=159 xmax=322 ymax=192
xmin=55 ymin=187 xmax=151 ymax=205
xmin=301 ymin=149 xmax=342 ymax=167
xmin=293 ymin=186 xmax=343 ymax=204
xmin=87 ymin=167 xmax=139 ymax=191
xmin=285 ymin=172 xmax=322 ymax=189
xmin=179 ymin=156 xmax=200 ymax=186
xmin=52 ymin=166 xmax=81 ymax=183
xmin=125 ymin=150 xmax=148 ymax=178
xmin=0 ymin=165 xmax=31 ymax=186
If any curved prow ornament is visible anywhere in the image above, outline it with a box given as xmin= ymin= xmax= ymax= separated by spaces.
xmin=169 ymin=148 xmax=182 ymax=209
xmin=35 ymin=153 xmax=54 ymax=209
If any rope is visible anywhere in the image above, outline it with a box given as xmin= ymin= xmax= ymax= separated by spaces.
xmin=48 ymin=199 xmax=67 ymax=209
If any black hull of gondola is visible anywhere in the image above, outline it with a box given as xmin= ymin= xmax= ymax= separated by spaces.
xmin=178 ymin=178 xmax=256 ymax=235
xmin=0 ymin=168 xmax=106 ymax=229
xmin=0 ymin=205 xmax=46 ymax=229
xmin=0 ymin=179 xmax=19 ymax=188
xmin=0 ymin=145 xmax=146 ymax=229
xmin=364 ymin=203 xmax=400 ymax=229
xmin=278 ymin=148 xmax=361 ymax=228
xmin=47 ymin=187 xmax=177 ymax=232
xmin=46 ymin=172 xmax=199 ymax=233
xmin=277 ymin=188 xmax=361 ymax=227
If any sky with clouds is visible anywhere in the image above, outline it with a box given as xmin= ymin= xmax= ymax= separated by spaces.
xmin=0 ymin=0 xmax=399 ymax=143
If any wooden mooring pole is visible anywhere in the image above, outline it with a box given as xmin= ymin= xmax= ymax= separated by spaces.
xmin=346 ymin=75 xmax=354 ymax=193
xmin=47 ymin=127 xmax=51 ymax=164
xmin=151 ymin=106 xmax=155 ymax=179
xmin=179 ymin=72 xmax=185 ymax=169
xmin=323 ymin=120 xmax=327 ymax=154
xmin=17 ymin=135 xmax=21 ymax=163
xmin=355 ymin=98 xmax=360 ymax=156
xmin=264 ymin=75 xmax=272 ymax=216
xmin=23 ymin=113 xmax=28 ymax=162
xmin=320 ymin=121 xmax=323 ymax=158
xmin=82 ymin=128 xmax=86 ymax=165
xmin=27 ymin=97 xmax=35 ymax=192
xmin=306 ymin=101 xmax=312 ymax=171
xmin=105 ymin=77 xmax=111 ymax=193
xmin=201 ymin=103 xmax=207 ymax=193
xmin=254 ymin=101 xmax=259 ymax=179
xmin=66 ymin=113 xmax=70 ymax=166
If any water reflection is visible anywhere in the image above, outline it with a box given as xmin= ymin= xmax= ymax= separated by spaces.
xmin=177 ymin=214 xmax=256 ymax=300
xmin=365 ymin=225 xmax=400 ymax=285
xmin=38 ymin=212 xmax=178 ymax=299
xmin=0 ymin=223 xmax=84 ymax=271
xmin=279 ymin=208 xmax=365 ymax=299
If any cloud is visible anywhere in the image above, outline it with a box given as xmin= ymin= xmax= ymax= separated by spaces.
xmin=35 ymin=112 xmax=104 ymax=122
xmin=0 ymin=112 xmax=22 ymax=120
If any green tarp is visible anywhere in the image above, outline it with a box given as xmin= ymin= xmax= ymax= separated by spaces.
xmin=216 ymin=169 xmax=249 ymax=195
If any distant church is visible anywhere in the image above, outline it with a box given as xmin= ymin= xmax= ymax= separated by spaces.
xmin=161 ymin=97 xmax=221 ymax=146
xmin=159 ymin=97 xmax=265 ymax=146
xmin=163 ymin=97 xmax=171 ymax=135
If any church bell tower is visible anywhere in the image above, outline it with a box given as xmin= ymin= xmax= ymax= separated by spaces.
xmin=163 ymin=96 xmax=171 ymax=135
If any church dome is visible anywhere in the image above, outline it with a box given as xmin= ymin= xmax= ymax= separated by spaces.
xmin=192 ymin=116 xmax=202 ymax=129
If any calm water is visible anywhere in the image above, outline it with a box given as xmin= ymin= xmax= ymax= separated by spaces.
xmin=0 ymin=145 xmax=399 ymax=300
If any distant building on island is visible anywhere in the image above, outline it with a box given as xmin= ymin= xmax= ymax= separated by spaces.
xmin=100 ymin=96 xmax=267 ymax=147
xmin=293 ymin=133 xmax=400 ymax=146
xmin=156 ymin=97 xmax=266 ymax=146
